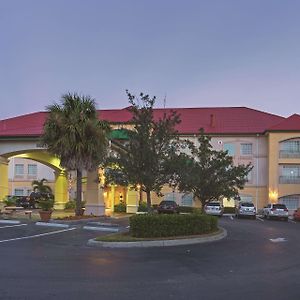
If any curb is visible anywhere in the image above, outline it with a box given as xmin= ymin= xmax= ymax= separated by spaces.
xmin=87 ymin=227 xmax=227 ymax=248
xmin=0 ymin=220 xmax=21 ymax=225
xmin=35 ymin=222 xmax=70 ymax=228
xmin=83 ymin=226 xmax=119 ymax=232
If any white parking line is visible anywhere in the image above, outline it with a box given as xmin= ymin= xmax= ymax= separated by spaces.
xmin=0 ymin=224 xmax=28 ymax=229
xmin=256 ymin=217 xmax=264 ymax=222
xmin=0 ymin=227 xmax=76 ymax=244
xmin=288 ymin=219 xmax=296 ymax=224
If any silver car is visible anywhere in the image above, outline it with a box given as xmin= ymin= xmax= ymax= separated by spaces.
xmin=204 ymin=202 xmax=224 ymax=217
xmin=235 ymin=202 xmax=256 ymax=219
xmin=262 ymin=203 xmax=289 ymax=221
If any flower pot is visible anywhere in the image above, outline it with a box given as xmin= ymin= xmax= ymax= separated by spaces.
xmin=39 ymin=210 xmax=53 ymax=222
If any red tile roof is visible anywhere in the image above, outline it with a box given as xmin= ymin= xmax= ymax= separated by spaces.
xmin=0 ymin=107 xmax=290 ymax=137
xmin=267 ymin=114 xmax=300 ymax=131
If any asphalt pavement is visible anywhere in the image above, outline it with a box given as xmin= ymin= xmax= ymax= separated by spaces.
xmin=0 ymin=216 xmax=299 ymax=300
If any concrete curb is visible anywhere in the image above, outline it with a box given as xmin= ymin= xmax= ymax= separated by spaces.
xmin=87 ymin=227 xmax=227 ymax=248
xmin=0 ymin=220 xmax=21 ymax=225
xmin=83 ymin=226 xmax=119 ymax=232
xmin=35 ymin=222 xmax=70 ymax=228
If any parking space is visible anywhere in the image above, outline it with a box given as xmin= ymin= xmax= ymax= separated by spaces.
xmin=0 ymin=217 xmax=129 ymax=246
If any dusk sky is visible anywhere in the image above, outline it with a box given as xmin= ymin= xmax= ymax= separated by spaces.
xmin=1 ymin=0 xmax=300 ymax=120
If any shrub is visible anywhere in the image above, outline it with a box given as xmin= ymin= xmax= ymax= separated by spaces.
xmin=114 ymin=201 xmax=126 ymax=213
xmin=65 ymin=200 xmax=86 ymax=210
xmin=3 ymin=196 xmax=18 ymax=206
xmin=65 ymin=200 xmax=76 ymax=210
xmin=138 ymin=202 xmax=148 ymax=212
xmin=129 ymin=213 xmax=218 ymax=238
xmin=223 ymin=207 xmax=235 ymax=214
xmin=178 ymin=206 xmax=202 ymax=214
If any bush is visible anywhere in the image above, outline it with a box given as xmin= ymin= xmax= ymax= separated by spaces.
xmin=223 ymin=207 xmax=235 ymax=214
xmin=178 ymin=206 xmax=202 ymax=214
xmin=65 ymin=200 xmax=86 ymax=210
xmin=114 ymin=201 xmax=126 ymax=213
xmin=138 ymin=202 xmax=148 ymax=212
xmin=3 ymin=196 xmax=18 ymax=206
xmin=65 ymin=200 xmax=76 ymax=210
xmin=129 ymin=213 xmax=218 ymax=238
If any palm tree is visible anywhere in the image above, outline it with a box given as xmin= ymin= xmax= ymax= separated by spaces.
xmin=32 ymin=178 xmax=53 ymax=195
xmin=41 ymin=93 xmax=109 ymax=215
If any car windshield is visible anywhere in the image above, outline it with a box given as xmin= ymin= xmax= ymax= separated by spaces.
xmin=241 ymin=203 xmax=254 ymax=207
xmin=273 ymin=204 xmax=286 ymax=209
xmin=207 ymin=203 xmax=221 ymax=206
xmin=160 ymin=201 xmax=176 ymax=206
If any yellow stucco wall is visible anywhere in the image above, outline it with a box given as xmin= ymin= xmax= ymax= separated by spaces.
xmin=268 ymin=132 xmax=300 ymax=202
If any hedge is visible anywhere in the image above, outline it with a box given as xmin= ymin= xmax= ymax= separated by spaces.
xmin=177 ymin=206 xmax=201 ymax=214
xmin=223 ymin=207 xmax=235 ymax=214
xmin=129 ymin=214 xmax=218 ymax=238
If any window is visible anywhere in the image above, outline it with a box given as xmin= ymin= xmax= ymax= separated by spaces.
xmin=239 ymin=195 xmax=253 ymax=203
xmin=181 ymin=193 xmax=193 ymax=206
xmin=28 ymin=164 xmax=37 ymax=176
xmin=246 ymin=170 xmax=252 ymax=182
xmin=279 ymin=165 xmax=300 ymax=183
xmin=279 ymin=195 xmax=300 ymax=210
xmin=224 ymin=143 xmax=235 ymax=156
xmin=280 ymin=139 xmax=300 ymax=158
xmin=14 ymin=189 xmax=24 ymax=196
xmin=15 ymin=164 xmax=24 ymax=176
xmin=241 ymin=143 xmax=252 ymax=156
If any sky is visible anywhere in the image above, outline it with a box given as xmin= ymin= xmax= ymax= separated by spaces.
xmin=0 ymin=0 xmax=300 ymax=120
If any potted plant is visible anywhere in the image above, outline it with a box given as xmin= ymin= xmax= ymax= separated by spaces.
xmin=38 ymin=196 xmax=54 ymax=222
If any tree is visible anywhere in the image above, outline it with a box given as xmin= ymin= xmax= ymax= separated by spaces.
xmin=105 ymin=91 xmax=181 ymax=211
xmin=41 ymin=93 xmax=109 ymax=215
xmin=174 ymin=129 xmax=253 ymax=209
xmin=32 ymin=178 xmax=53 ymax=195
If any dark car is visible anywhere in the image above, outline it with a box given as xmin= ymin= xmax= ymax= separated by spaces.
xmin=16 ymin=196 xmax=35 ymax=209
xmin=157 ymin=200 xmax=179 ymax=214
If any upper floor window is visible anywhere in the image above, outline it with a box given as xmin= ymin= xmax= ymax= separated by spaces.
xmin=15 ymin=164 xmax=24 ymax=176
xmin=28 ymin=164 xmax=37 ymax=176
xmin=224 ymin=143 xmax=235 ymax=156
xmin=280 ymin=139 xmax=300 ymax=158
xmin=241 ymin=143 xmax=253 ymax=156
xmin=279 ymin=165 xmax=300 ymax=184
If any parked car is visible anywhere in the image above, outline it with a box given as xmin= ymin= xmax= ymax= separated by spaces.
xmin=235 ymin=202 xmax=256 ymax=219
xmin=16 ymin=196 xmax=36 ymax=209
xmin=262 ymin=203 xmax=289 ymax=221
xmin=157 ymin=200 xmax=179 ymax=214
xmin=293 ymin=208 xmax=300 ymax=221
xmin=204 ymin=201 xmax=224 ymax=217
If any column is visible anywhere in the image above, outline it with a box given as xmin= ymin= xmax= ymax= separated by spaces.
xmin=126 ymin=187 xmax=139 ymax=213
xmin=110 ymin=185 xmax=115 ymax=212
xmin=85 ymin=170 xmax=105 ymax=216
xmin=54 ymin=170 xmax=69 ymax=209
xmin=0 ymin=157 xmax=9 ymax=201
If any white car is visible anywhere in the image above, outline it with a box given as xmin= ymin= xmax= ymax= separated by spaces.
xmin=204 ymin=202 xmax=224 ymax=217
xmin=262 ymin=203 xmax=288 ymax=221
xmin=235 ymin=202 xmax=256 ymax=219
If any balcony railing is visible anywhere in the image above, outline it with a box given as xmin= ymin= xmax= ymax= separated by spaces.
xmin=279 ymin=176 xmax=300 ymax=184
xmin=279 ymin=150 xmax=300 ymax=158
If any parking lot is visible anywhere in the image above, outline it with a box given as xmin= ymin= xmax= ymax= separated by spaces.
xmin=0 ymin=215 xmax=299 ymax=300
